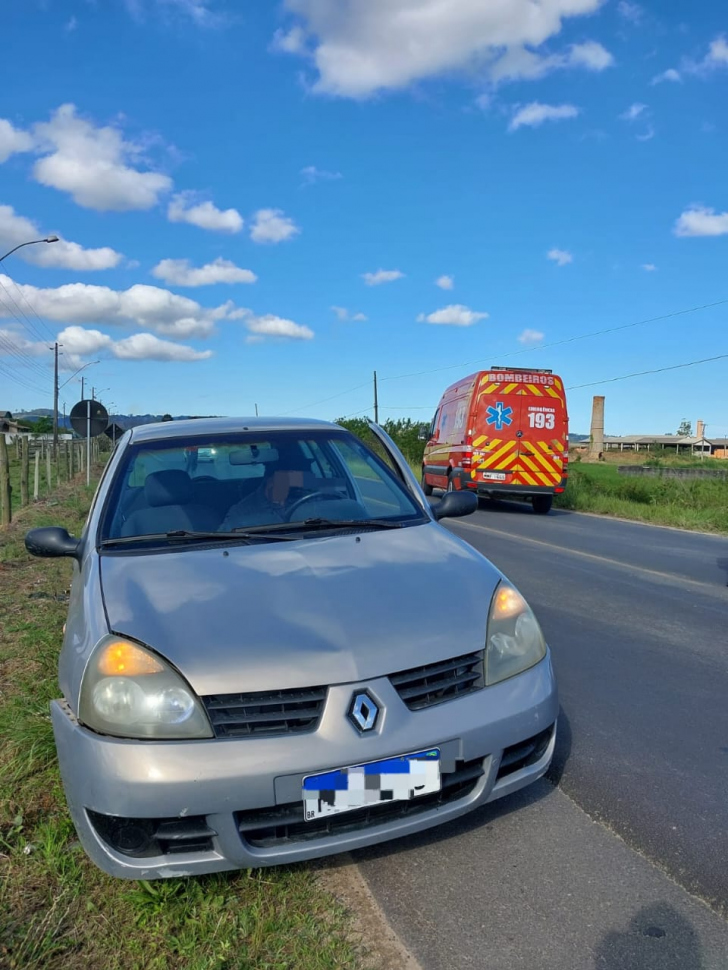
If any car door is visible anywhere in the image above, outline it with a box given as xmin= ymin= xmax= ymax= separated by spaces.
xmin=367 ymin=421 xmax=433 ymax=515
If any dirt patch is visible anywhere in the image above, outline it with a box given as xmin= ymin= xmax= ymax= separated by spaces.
xmin=316 ymin=855 xmax=423 ymax=970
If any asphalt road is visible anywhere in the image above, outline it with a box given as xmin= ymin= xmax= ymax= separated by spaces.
xmin=354 ymin=503 xmax=728 ymax=969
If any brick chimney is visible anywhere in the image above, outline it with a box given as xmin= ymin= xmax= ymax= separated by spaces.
xmin=696 ymin=419 xmax=705 ymax=439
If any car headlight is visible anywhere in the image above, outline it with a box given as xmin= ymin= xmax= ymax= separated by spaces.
xmin=79 ymin=636 xmax=213 ymax=740
xmin=485 ymin=583 xmax=547 ymax=686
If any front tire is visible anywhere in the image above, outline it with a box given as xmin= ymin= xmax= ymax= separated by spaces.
xmin=532 ymin=494 xmax=553 ymax=515
xmin=421 ymin=469 xmax=433 ymax=496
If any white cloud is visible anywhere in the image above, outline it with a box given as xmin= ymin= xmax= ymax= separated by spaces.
xmin=674 ymin=206 xmax=728 ymax=237
xmin=706 ymin=35 xmax=728 ymax=68
xmin=518 ymin=328 xmax=545 ymax=344
xmin=0 ymin=204 xmax=123 ymax=271
xmin=547 ymin=248 xmax=573 ymax=266
xmin=436 ymin=275 xmax=454 ymax=290
xmin=272 ymin=25 xmax=308 ymax=54
xmin=362 ymin=269 xmax=405 ymax=286
xmin=244 ymin=314 xmax=314 ymax=341
xmin=636 ymin=125 xmax=655 ymax=142
xmin=0 ymin=119 xmax=34 ymax=163
xmin=167 ymin=192 xmax=243 ymax=233
xmin=683 ymin=35 xmax=728 ymax=76
xmin=490 ymin=41 xmax=613 ymax=83
xmin=277 ymin=0 xmax=607 ymax=97
xmin=617 ymin=1 xmax=642 ymax=24
xmin=249 ymin=208 xmax=300 ymax=244
xmin=32 ymin=104 xmax=172 ymax=211
xmin=126 ymin=0 xmax=226 ymax=28
xmin=301 ymin=165 xmax=342 ymax=185
xmin=0 ymin=274 xmax=232 ymax=338
xmin=651 ymin=68 xmax=681 ymax=85
xmin=642 ymin=263 xmax=657 ymax=271
xmin=2 ymin=323 xmax=212 ymax=365
xmin=330 ymin=306 xmax=367 ymax=322
xmin=417 ymin=304 xmax=488 ymax=327
xmin=568 ymin=41 xmax=614 ymax=71
xmin=112 ymin=332 xmax=213 ymax=360
xmin=152 ymin=258 xmax=257 ymax=287
xmin=620 ymin=103 xmax=647 ymax=121
xmin=509 ymin=102 xmax=580 ymax=131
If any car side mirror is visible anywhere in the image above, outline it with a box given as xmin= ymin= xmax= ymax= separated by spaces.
xmin=432 ymin=491 xmax=477 ymax=520
xmin=25 ymin=526 xmax=81 ymax=560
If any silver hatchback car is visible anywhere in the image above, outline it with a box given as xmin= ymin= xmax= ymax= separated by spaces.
xmin=26 ymin=417 xmax=558 ymax=880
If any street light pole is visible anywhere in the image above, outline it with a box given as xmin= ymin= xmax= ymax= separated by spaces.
xmin=0 ymin=236 xmax=59 ymax=264
xmin=52 ymin=343 xmax=61 ymax=460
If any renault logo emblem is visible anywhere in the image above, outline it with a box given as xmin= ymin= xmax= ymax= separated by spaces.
xmin=348 ymin=692 xmax=379 ymax=732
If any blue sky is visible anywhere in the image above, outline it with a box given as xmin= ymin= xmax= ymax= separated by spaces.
xmin=1 ymin=0 xmax=726 ymax=436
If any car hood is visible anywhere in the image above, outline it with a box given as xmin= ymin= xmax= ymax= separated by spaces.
xmin=99 ymin=523 xmax=500 ymax=695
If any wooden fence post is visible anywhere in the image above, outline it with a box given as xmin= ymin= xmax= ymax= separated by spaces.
xmin=33 ymin=451 xmax=40 ymax=501
xmin=20 ymin=437 xmax=30 ymax=507
xmin=66 ymin=441 xmax=72 ymax=481
xmin=46 ymin=448 xmax=52 ymax=493
xmin=0 ymin=434 xmax=11 ymax=527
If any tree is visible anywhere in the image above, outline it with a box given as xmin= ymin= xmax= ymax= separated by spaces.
xmin=677 ymin=420 xmax=692 ymax=437
xmin=28 ymin=415 xmax=53 ymax=434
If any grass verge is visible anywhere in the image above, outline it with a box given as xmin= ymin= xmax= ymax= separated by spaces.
xmin=554 ymin=462 xmax=728 ymax=534
xmin=0 ymin=474 xmax=366 ymax=970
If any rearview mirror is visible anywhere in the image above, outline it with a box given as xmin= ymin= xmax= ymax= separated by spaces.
xmin=432 ymin=491 xmax=477 ymax=520
xmin=25 ymin=526 xmax=81 ymax=560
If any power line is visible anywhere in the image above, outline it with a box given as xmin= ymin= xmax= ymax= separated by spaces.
xmin=0 ymin=359 xmax=48 ymax=395
xmin=0 ymin=276 xmax=51 ymax=344
xmin=380 ymin=297 xmax=728 ymax=383
xmin=567 ymin=353 xmax=728 ymax=390
xmin=280 ymin=379 xmax=372 ymax=416
xmin=2 ymin=275 xmax=56 ymax=342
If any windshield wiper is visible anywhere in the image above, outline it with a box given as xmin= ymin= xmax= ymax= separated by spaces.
xmin=231 ymin=518 xmax=405 ymax=535
xmin=100 ymin=529 xmax=296 ymax=547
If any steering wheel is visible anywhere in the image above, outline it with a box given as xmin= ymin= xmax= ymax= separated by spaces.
xmin=285 ymin=491 xmax=340 ymax=521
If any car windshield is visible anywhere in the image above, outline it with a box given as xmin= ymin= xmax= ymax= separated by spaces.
xmin=99 ymin=429 xmax=425 ymax=544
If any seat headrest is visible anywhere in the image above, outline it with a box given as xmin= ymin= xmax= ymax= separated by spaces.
xmin=145 ymin=469 xmax=193 ymax=507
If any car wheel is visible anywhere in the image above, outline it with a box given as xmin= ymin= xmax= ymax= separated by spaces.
xmin=532 ymin=495 xmax=553 ymax=515
xmin=421 ymin=469 xmax=433 ymax=496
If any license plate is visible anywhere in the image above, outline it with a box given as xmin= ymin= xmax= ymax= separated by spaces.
xmin=302 ymin=749 xmax=441 ymax=821
xmin=482 ymin=472 xmax=506 ymax=481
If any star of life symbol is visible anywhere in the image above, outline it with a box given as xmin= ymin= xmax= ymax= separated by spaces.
xmin=485 ymin=401 xmax=513 ymax=431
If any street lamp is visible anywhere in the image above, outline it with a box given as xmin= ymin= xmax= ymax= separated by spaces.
xmin=0 ymin=236 xmax=59 ymax=263
xmin=59 ymin=360 xmax=100 ymax=391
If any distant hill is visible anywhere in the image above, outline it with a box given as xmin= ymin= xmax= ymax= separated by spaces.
xmin=15 ymin=409 xmax=219 ymax=431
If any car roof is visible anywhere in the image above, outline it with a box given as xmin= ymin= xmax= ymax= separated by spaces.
xmin=127 ymin=416 xmax=343 ymax=444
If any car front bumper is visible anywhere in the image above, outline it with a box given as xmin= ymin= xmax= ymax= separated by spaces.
xmin=51 ymin=653 xmax=558 ymax=879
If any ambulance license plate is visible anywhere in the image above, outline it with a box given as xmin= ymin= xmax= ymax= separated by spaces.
xmin=302 ymin=749 xmax=441 ymax=821
xmin=483 ymin=472 xmax=506 ymax=481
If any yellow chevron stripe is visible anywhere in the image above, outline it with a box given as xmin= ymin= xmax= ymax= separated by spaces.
xmin=519 ymin=471 xmax=537 ymax=486
xmin=520 ymin=455 xmax=543 ymax=475
xmin=529 ymin=450 xmax=562 ymax=481
xmin=527 ymin=384 xmax=544 ymax=396
xmin=479 ymin=383 xmax=499 ymax=395
xmin=473 ymin=435 xmax=487 ymax=448
xmin=502 ymin=383 xmax=518 ymax=394
xmin=545 ymin=386 xmax=560 ymax=399
xmin=552 ymin=439 xmax=564 ymax=452
xmin=478 ymin=440 xmax=515 ymax=469
xmin=536 ymin=440 xmax=554 ymax=454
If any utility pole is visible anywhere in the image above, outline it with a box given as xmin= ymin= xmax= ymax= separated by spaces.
xmin=373 ymin=370 xmax=379 ymax=424
xmin=52 ymin=342 xmax=60 ymax=459
xmin=255 ymin=403 xmax=259 ymax=417
xmin=81 ymin=376 xmax=85 ymax=400
xmin=91 ymin=386 xmax=95 ymax=400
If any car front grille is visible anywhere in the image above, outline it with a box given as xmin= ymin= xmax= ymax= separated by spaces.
xmin=202 ymin=686 xmax=328 ymax=739
xmin=388 ymin=651 xmax=485 ymax=710
xmin=236 ymin=757 xmax=485 ymax=848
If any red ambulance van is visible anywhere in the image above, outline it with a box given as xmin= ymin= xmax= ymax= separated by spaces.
xmin=422 ymin=367 xmax=569 ymax=514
